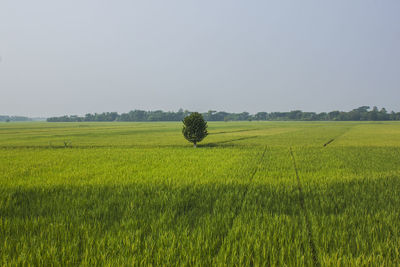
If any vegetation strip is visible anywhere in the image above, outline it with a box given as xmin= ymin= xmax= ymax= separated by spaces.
xmin=44 ymin=106 xmax=400 ymax=122
xmin=211 ymin=146 xmax=267 ymax=262
xmin=289 ymin=148 xmax=320 ymax=267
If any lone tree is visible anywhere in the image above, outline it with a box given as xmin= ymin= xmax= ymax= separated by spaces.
xmin=182 ymin=112 xmax=208 ymax=147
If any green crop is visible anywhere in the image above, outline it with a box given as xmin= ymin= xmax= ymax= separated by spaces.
xmin=0 ymin=121 xmax=399 ymax=265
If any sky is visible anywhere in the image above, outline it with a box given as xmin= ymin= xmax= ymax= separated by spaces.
xmin=1 ymin=1 xmax=399 ymax=117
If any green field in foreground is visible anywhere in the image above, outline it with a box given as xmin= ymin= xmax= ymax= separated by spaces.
xmin=1 ymin=121 xmax=400 ymax=266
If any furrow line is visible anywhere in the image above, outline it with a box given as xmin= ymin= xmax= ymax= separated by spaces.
xmin=211 ymin=146 xmax=267 ymax=262
xmin=323 ymin=125 xmax=356 ymax=147
xmin=289 ymin=147 xmax=320 ymax=267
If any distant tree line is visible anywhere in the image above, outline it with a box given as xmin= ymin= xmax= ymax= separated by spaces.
xmin=0 ymin=115 xmax=32 ymax=122
xmin=46 ymin=106 xmax=400 ymax=122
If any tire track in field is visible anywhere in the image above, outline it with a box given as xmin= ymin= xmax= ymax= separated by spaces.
xmin=323 ymin=124 xmax=356 ymax=147
xmin=290 ymin=148 xmax=320 ymax=267
xmin=323 ymin=139 xmax=335 ymax=147
xmin=211 ymin=146 xmax=267 ymax=262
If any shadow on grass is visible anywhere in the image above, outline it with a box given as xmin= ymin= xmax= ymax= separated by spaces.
xmin=2 ymin=177 xmax=398 ymax=225
xmin=209 ymin=129 xmax=261 ymax=135
xmin=0 ymin=183 xmax=300 ymax=227
xmin=200 ymin=136 xmax=260 ymax=147
xmin=1 ymin=177 xmax=399 ymax=265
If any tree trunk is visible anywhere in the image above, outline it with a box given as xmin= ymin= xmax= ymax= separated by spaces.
xmin=193 ymin=142 xmax=197 ymax=148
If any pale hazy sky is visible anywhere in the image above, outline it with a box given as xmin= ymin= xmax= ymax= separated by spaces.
xmin=1 ymin=1 xmax=399 ymax=117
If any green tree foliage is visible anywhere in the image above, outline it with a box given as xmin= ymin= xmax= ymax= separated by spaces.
xmin=46 ymin=106 xmax=400 ymax=122
xmin=0 ymin=115 xmax=32 ymax=122
xmin=182 ymin=112 xmax=208 ymax=147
